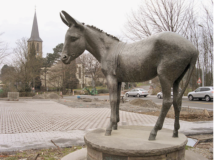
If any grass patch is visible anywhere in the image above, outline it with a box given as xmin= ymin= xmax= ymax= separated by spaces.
xmin=0 ymin=146 xmax=85 ymax=160
xmin=136 ymin=82 xmax=150 ymax=87
xmin=185 ymin=145 xmax=193 ymax=150
xmin=74 ymin=86 xmax=107 ymax=91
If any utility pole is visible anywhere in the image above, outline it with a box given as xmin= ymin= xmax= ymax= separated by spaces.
xmin=202 ymin=67 xmax=204 ymax=87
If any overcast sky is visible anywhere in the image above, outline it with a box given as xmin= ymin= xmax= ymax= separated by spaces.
xmin=0 ymin=0 xmax=142 ymax=59
xmin=0 ymin=0 xmax=211 ymax=63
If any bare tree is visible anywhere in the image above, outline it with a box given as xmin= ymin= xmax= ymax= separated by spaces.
xmin=12 ymin=38 xmax=31 ymax=91
xmin=13 ymin=38 xmax=28 ymax=68
xmin=1 ymin=38 xmax=30 ymax=92
xmin=187 ymin=0 xmax=213 ymax=88
xmin=124 ymin=0 xmax=213 ymax=93
xmin=199 ymin=0 xmax=213 ymax=86
xmin=0 ymin=33 xmax=9 ymax=65
xmin=202 ymin=0 xmax=213 ymax=46
xmin=10 ymin=38 xmax=43 ymax=91
xmin=79 ymin=53 xmax=105 ymax=87
xmin=44 ymin=61 xmax=63 ymax=91
xmin=44 ymin=60 xmax=78 ymax=94
xmin=124 ymin=0 xmax=195 ymax=41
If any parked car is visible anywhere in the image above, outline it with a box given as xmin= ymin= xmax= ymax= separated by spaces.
xmin=125 ymin=88 xmax=148 ymax=97
xmin=157 ymin=88 xmax=174 ymax=99
xmin=187 ymin=86 xmax=213 ymax=102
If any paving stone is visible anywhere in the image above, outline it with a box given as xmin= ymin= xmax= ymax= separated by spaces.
xmin=0 ymin=100 xmax=213 ymax=152
xmin=0 ymin=101 xmax=175 ymax=134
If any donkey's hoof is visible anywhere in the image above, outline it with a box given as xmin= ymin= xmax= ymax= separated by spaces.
xmin=113 ymin=125 xmax=118 ymax=130
xmin=172 ymin=131 xmax=178 ymax=138
xmin=148 ymin=133 xmax=156 ymax=140
xmin=105 ymin=130 xmax=112 ymax=136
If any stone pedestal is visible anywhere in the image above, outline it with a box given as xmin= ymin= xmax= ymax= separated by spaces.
xmin=84 ymin=126 xmax=187 ymax=160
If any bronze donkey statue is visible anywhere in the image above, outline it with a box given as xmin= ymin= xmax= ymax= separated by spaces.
xmin=60 ymin=11 xmax=198 ymax=140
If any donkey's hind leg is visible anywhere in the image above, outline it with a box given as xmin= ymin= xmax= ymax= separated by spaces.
xmin=149 ymin=76 xmax=173 ymax=140
xmin=172 ymin=65 xmax=188 ymax=137
xmin=105 ymin=75 xmax=120 ymax=136
xmin=173 ymin=80 xmax=181 ymax=137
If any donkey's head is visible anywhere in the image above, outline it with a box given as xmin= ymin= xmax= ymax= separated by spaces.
xmin=60 ymin=11 xmax=85 ymax=64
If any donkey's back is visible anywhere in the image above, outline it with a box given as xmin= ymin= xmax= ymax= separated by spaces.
xmin=116 ymin=32 xmax=197 ymax=82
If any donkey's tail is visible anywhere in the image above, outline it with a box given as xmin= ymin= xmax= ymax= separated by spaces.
xmin=177 ymin=51 xmax=198 ymax=101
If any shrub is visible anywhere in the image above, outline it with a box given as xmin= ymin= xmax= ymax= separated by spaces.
xmin=97 ymin=89 xmax=109 ymax=94
xmin=0 ymin=85 xmax=10 ymax=97
xmin=19 ymin=92 xmax=35 ymax=97
xmin=0 ymin=91 xmax=7 ymax=98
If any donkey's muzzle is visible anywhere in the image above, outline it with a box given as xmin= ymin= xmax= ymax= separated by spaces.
xmin=61 ymin=54 xmax=71 ymax=64
xmin=62 ymin=54 xmax=68 ymax=60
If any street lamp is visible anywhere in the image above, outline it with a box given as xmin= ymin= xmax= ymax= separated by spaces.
xmin=198 ymin=24 xmax=205 ymax=87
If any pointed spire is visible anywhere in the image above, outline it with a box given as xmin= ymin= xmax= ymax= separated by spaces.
xmin=28 ymin=10 xmax=43 ymax=42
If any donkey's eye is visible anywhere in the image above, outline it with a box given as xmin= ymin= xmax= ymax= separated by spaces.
xmin=70 ymin=37 xmax=78 ymax=42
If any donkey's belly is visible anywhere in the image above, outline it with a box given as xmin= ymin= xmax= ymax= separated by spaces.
xmin=115 ymin=38 xmax=159 ymax=82
xmin=116 ymin=64 xmax=158 ymax=82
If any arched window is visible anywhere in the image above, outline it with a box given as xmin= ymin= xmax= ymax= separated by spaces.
xmin=37 ymin=43 xmax=39 ymax=52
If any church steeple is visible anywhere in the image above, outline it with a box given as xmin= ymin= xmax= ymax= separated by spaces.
xmin=28 ymin=10 xmax=43 ymax=58
xmin=28 ymin=11 xmax=42 ymax=42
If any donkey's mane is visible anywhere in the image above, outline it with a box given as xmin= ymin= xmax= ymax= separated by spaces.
xmin=84 ymin=24 xmax=120 ymax=41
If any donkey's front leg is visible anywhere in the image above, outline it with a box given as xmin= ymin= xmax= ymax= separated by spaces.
xmin=105 ymin=75 xmax=120 ymax=136
xmin=113 ymin=81 xmax=122 ymax=130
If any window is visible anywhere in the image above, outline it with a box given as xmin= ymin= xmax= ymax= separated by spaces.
xmin=200 ymin=88 xmax=210 ymax=91
xmin=37 ymin=43 xmax=39 ymax=52
xmin=195 ymin=88 xmax=201 ymax=92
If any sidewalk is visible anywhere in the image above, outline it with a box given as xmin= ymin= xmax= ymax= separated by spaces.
xmin=0 ymin=100 xmax=213 ymax=152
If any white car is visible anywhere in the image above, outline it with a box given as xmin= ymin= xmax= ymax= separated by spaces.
xmin=157 ymin=90 xmax=173 ymax=99
xmin=187 ymin=86 xmax=213 ymax=102
xmin=125 ymin=88 xmax=148 ymax=97
xmin=157 ymin=88 xmax=182 ymax=99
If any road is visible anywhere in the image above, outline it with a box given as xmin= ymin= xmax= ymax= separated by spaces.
xmin=63 ymin=94 xmax=213 ymax=111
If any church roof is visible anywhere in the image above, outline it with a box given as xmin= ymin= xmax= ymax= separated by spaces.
xmin=28 ymin=11 xmax=43 ymax=42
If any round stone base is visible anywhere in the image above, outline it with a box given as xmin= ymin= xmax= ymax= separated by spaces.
xmin=84 ymin=126 xmax=187 ymax=160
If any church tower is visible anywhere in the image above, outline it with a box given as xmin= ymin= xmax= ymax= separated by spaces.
xmin=28 ymin=11 xmax=43 ymax=58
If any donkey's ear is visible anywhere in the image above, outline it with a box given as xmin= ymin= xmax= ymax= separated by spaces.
xmin=61 ymin=11 xmax=84 ymax=30
xmin=60 ymin=12 xmax=69 ymax=26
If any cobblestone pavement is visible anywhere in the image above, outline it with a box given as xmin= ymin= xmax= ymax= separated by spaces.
xmin=0 ymin=101 xmax=173 ymax=134
xmin=0 ymin=101 xmax=213 ymax=152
